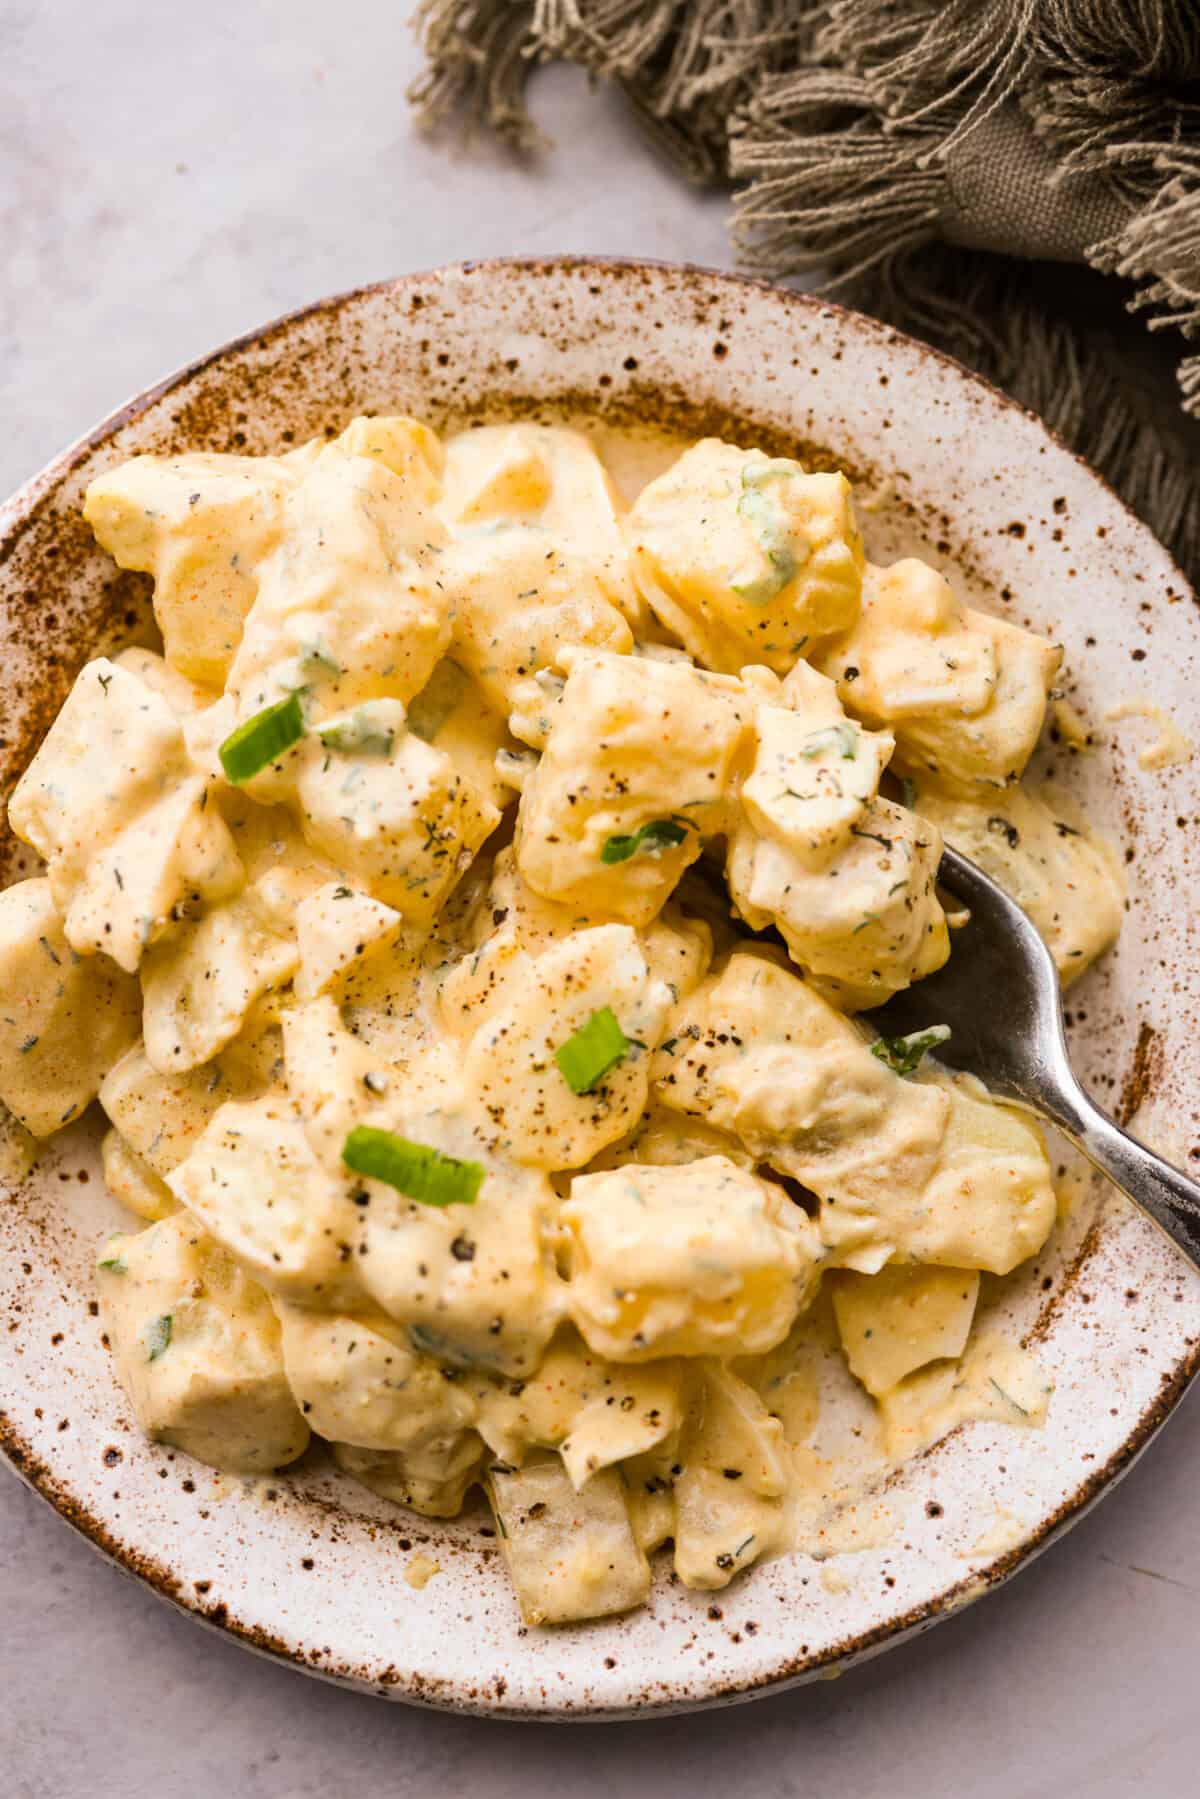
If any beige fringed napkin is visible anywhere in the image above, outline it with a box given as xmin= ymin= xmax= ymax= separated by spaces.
xmin=410 ymin=0 xmax=1200 ymax=582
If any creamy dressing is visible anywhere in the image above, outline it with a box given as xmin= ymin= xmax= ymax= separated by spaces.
xmin=966 ymin=1507 xmax=1028 ymax=1558
xmin=878 ymin=1332 xmax=1053 ymax=1461
xmin=1104 ymin=696 xmax=1194 ymax=770
xmin=404 ymin=1553 xmax=440 ymax=1589
xmin=746 ymin=1292 xmax=1051 ymax=1565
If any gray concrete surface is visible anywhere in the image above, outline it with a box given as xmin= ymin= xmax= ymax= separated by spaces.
xmin=2 ymin=4 xmax=1198 ymax=1795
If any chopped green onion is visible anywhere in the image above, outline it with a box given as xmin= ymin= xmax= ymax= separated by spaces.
xmin=554 ymin=1005 xmax=630 ymax=1094
xmin=145 ymin=1313 xmax=173 ymax=1361
xmin=219 ymin=694 xmax=305 ymax=784
xmin=743 ymin=459 xmax=803 ymax=487
xmin=870 ymin=1025 xmax=950 ymax=1076
xmin=732 ymin=465 xmax=800 ymax=603
xmin=318 ymin=709 xmax=395 ymax=757
xmin=407 ymin=660 xmax=468 ymax=743
xmin=299 ymin=643 xmax=343 ymax=677
xmin=97 ymin=1253 xmax=127 ymax=1275
xmin=600 ymin=818 xmax=690 ymax=865
xmin=799 ymin=722 xmax=859 ymax=761
xmin=342 ymin=1126 xmax=484 ymax=1207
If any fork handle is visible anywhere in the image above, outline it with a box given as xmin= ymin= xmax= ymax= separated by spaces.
xmin=1044 ymin=1077 xmax=1200 ymax=1270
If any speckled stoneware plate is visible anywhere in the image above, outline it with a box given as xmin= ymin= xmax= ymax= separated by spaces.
xmin=3 ymin=258 xmax=1199 ymax=1719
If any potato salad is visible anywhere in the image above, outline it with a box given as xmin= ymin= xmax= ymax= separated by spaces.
xmin=0 ymin=415 xmax=1124 ymax=1626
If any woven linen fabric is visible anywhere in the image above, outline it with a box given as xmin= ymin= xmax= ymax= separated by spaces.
xmin=409 ymin=0 xmax=1200 ymax=583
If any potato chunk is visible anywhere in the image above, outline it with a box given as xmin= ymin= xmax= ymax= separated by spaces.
xmin=84 ymin=448 xmax=311 ymax=686
xmin=333 ymin=1433 xmax=485 ymax=1518
xmin=97 ymin=1213 xmax=309 ymax=1472
xmin=725 ymin=665 xmax=948 ymax=1006
xmin=815 ymin=559 xmax=1061 ymax=792
xmin=627 ymin=440 xmax=863 ymax=673
xmin=444 ymin=846 xmax=712 ymax=1018
xmin=727 ymin=794 xmax=948 ymax=1009
xmin=168 ymin=1095 xmax=365 ymax=1306
xmin=404 ymin=657 xmax=517 ymax=813
xmin=831 ymin=1264 xmax=980 ymax=1397
xmin=907 ymin=1085 xmax=1057 ymax=1275
xmin=101 ymin=1128 xmax=179 ymax=1221
xmin=332 ymin=414 xmax=445 ymax=484
xmin=0 ymin=878 xmax=140 ymax=1136
xmin=515 ymin=650 xmax=752 ymax=926
xmin=486 ymin=1455 xmax=650 ymax=1625
xmin=741 ymin=671 xmax=895 ymax=859
xmin=113 ymin=646 xmax=212 ymax=715
xmin=670 ymin=1363 xmax=786 ymax=1590
xmin=356 ymin=1107 xmax=564 ymax=1379
xmin=462 ymin=924 xmax=673 ymax=1171
xmin=275 ymin=1303 xmax=475 ymax=1452
xmin=7 ymin=658 xmax=242 ymax=971
xmin=441 ymin=422 xmax=641 ymax=627
xmin=296 ymin=713 xmax=499 ymax=919
xmin=672 ymin=1467 xmax=783 ymax=1592
xmin=99 ymin=1040 xmax=256 ymax=1176
xmin=140 ymin=872 xmax=303 ymax=1073
xmin=440 ymin=527 xmax=632 ymax=745
xmin=293 ymin=984 xmax=567 ymax=1380
xmin=441 ymin=424 xmax=553 ymax=522
xmin=294 ymin=882 xmax=404 ymax=1001
xmin=652 ymin=949 xmax=948 ymax=1264
xmin=225 ymin=432 xmax=450 ymax=723
xmin=911 ymin=782 xmax=1123 ymax=984
xmin=589 ymin=1105 xmax=753 ymax=1172
xmin=474 ymin=1330 xmax=686 ymax=1487
xmin=563 ymin=1156 xmax=818 ymax=1360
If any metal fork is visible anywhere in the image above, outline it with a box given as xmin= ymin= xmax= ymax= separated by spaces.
xmin=865 ymin=844 xmax=1200 ymax=1269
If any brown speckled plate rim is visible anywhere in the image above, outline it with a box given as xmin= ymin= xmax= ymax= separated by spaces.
xmin=4 ymin=255 xmax=1194 ymax=605
xmin=1 ymin=257 xmax=1198 ymax=1720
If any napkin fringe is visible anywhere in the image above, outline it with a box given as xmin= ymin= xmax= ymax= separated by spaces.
xmin=408 ymin=0 xmax=1200 ymax=578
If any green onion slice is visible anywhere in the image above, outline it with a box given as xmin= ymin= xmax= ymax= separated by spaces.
xmin=555 ymin=1005 xmax=630 ymax=1094
xmin=600 ymin=817 xmax=690 ymax=865
xmin=318 ymin=710 xmax=395 ymax=757
xmin=342 ymin=1126 xmax=484 ymax=1207
xmin=743 ymin=459 xmax=803 ymax=486
xmin=219 ymin=693 xmax=305 ymax=784
xmin=407 ymin=660 xmax=468 ymax=744
xmin=870 ymin=1025 xmax=950 ymax=1076
xmin=799 ymin=722 xmax=859 ymax=761
xmin=145 ymin=1313 xmax=173 ymax=1361
xmin=299 ymin=643 xmax=342 ymax=676
xmin=732 ymin=464 xmax=800 ymax=604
